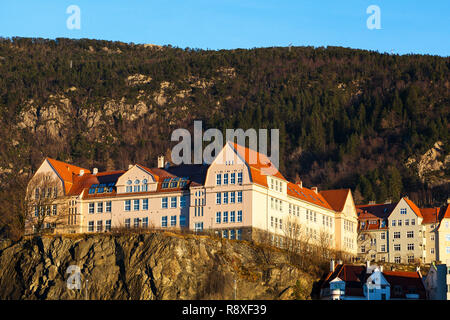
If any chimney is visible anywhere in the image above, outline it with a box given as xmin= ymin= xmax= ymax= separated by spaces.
xmin=158 ymin=156 xmax=164 ymax=168
xmin=338 ymin=259 xmax=343 ymax=265
xmin=93 ymin=168 xmax=98 ymax=175
xmin=297 ymin=181 xmax=303 ymax=188
xmin=447 ymin=198 xmax=450 ymax=204
xmin=79 ymin=169 xmax=85 ymax=176
xmin=380 ymin=265 xmax=383 ymax=272
xmin=312 ymin=186 xmax=318 ymax=194
xmin=128 ymin=164 xmax=133 ymax=170
xmin=330 ymin=260 xmax=335 ymax=272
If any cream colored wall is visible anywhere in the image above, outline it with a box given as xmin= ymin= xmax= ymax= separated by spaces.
xmin=357 ymin=229 xmax=389 ymax=262
xmin=116 ymin=165 xmax=157 ymax=194
xmin=388 ymin=198 xmax=425 ymax=263
xmin=437 ymin=219 xmax=450 ymax=263
xmin=424 ymin=223 xmax=438 ymax=263
xmin=335 ymin=192 xmax=358 ymax=255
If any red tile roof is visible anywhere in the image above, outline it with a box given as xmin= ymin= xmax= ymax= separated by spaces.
xmin=287 ymin=182 xmax=333 ymax=210
xmin=404 ymin=197 xmax=423 ymax=218
xmin=319 ymin=189 xmax=350 ymax=212
xmin=420 ymin=207 xmax=440 ymax=224
xmin=46 ymin=158 xmax=90 ymax=194
xmin=382 ymin=271 xmax=426 ymax=299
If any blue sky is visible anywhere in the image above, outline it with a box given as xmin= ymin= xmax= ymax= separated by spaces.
xmin=0 ymin=0 xmax=448 ymax=56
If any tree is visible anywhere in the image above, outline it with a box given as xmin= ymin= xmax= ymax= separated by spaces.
xmin=24 ymin=172 xmax=69 ymax=234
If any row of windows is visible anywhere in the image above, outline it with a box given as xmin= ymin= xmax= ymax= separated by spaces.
xmin=161 ymin=196 xmax=187 ymax=209
xmin=215 ymin=211 xmax=243 ymax=223
xmin=126 ymin=184 xmax=149 ymax=193
xmin=88 ymin=220 xmax=111 ymax=232
xmin=391 ymin=219 xmax=415 ymax=227
xmin=393 ymin=231 xmax=415 ymax=239
xmin=344 ymin=220 xmax=354 ymax=232
xmin=271 ymin=197 xmax=283 ymax=211
xmin=219 ymin=229 xmax=242 ymax=240
xmin=34 ymin=205 xmax=57 ymax=216
xmin=216 ymin=191 xmax=242 ymax=204
xmin=393 ymin=256 xmax=416 ymax=264
xmin=393 ymin=244 xmax=416 ymax=251
xmin=289 ymin=203 xmax=300 ymax=216
xmin=89 ymin=201 xmax=112 ymax=214
xmin=216 ymin=172 xmax=243 ymax=185
xmin=35 ymin=187 xmax=58 ymax=199
xmin=344 ymin=237 xmax=354 ymax=249
xmin=159 ymin=215 xmax=186 ymax=228
xmin=271 ymin=216 xmax=283 ymax=229
xmin=269 ymin=178 xmax=284 ymax=192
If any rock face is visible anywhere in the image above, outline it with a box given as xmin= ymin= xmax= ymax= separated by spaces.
xmin=406 ymin=141 xmax=450 ymax=187
xmin=0 ymin=233 xmax=313 ymax=300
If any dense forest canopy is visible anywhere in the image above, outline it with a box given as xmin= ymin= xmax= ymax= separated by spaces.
xmin=0 ymin=37 xmax=448 ymax=228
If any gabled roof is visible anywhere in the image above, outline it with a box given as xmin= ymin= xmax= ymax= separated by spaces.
xmin=230 ymin=142 xmax=287 ymax=186
xmin=383 ymin=271 xmax=426 ymax=299
xmin=420 ymin=207 xmax=440 ymax=224
xmin=319 ymin=189 xmax=350 ymax=212
xmin=287 ymin=182 xmax=333 ymax=210
xmin=357 ymin=203 xmax=396 ymax=219
xmin=404 ymin=197 xmax=423 ymax=218
xmin=322 ymin=264 xmax=367 ymax=297
xmin=46 ymin=157 xmax=90 ymax=194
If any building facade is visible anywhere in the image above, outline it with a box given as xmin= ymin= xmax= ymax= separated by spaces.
xmin=26 ymin=142 xmax=358 ymax=255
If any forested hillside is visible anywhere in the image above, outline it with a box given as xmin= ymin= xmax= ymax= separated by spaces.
xmin=0 ymin=37 xmax=448 ymax=235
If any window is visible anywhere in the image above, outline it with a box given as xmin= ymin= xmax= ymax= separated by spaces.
xmin=230 ymin=173 xmax=235 ymax=184
xmin=180 ymin=196 xmax=186 ymax=208
xmin=180 ymin=216 xmax=186 ymax=227
xmin=125 ymin=218 xmax=130 ymax=229
xmin=222 ymin=230 xmax=228 ymax=239
xmin=143 ymin=199 xmax=148 ymax=210
xmin=126 ymin=186 xmax=132 ymax=193
xmin=142 ymin=179 xmax=148 ymax=192
xmin=411 ymin=219 xmax=415 ymax=226
xmin=394 ymin=257 xmax=401 ymax=264
xmin=223 ymin=211 xmax=228 ymax=223
xmin=194 ymin=222 xmax=203 ymax=231
xmin=394 ymin=244 xmax=401 ymax=251
xmin=35 ymin=188 xmax=39 ymax=199
xmin=230 ymin=211 xmax=235 ymax=223
xmin=430 ymin=248 xmax=435 ymax=254
xmin=127 ymin=180 xmax=132 ymax=185
xmin=223 ymin=192 xmax=228 ymax=204
xmin=134 ymin=218 xmax=140 ymax=228
xmin=134 ymin=199 xmax=140 ymax=211
xmin=88 ymin=221 xmax=94 ymax=232
xmin=381 ymin=232 xmax=386 ymax=240
xmin=407 ymin=231 xmax=414 ymax=238
xmin=394 ymin=232 xmax=401 ymax=239
xmin=361 ymin=245 xmax=365 ymax=253
xmin=381 ymin=245 xmax=386 ymax=252
xmin=237 ymin=191 xmax=242 ymax=203
xmin=216 ymin=212 xmax=221 ymax=224
xmin=170 ymin=196 xmax=177 ymax=208
xmin=230 ymin=192 xmax=235 ymax=203
xmin=216 ymin=193 xmax=221 ymax=204
xmin=230 ymin=229 xmax=235 ymax=240
xmin=447 ymin=247 xmax=450 ymax=254
xmin=97 ymin=202 xmax=103 ymax=213
xmin=161 ymin=216 xmax=168 ymax=228
xmin=398 ymin=220 xmax=402 ymax=226
xmin=446 ymin=234 xmax=450 ymax=242
xmin=237 ymin=210 xmax=242 ymax=222
xmin=224 ymin=173 xmax=228 ymax=185
xmin=171 ymin=215 xmax=176 ymax=227
xmin=162 ymin=197 xmax=168 ymax=209
xmin=34 ymin=206 xmax=39 ymax=217
xmin=392 ymin=220 xmax=396 ymax=227
xmin=237 ymin=229 xmax=242 ymax=240
xmin=238 ymin=172 xmax=243 ymax=184
xmin=52 ymin=205 xmax=57 ymax=216
xmin=405 ymin=219 xmax=409 ymax=226
xmin=407 ymin=243 xmax=414 ymax=251
xmin=106 ymin=201 xmax=112 ymax=212
xmin=124 ymin=200 xmax=131 ymax=211
xmin=134 ymin=185 xmax=140 ymax=193
xmin=400 ymin=208 xmax=407 ymax=215
xmin=431 ymin=234 xmax=435 ymax=241
xmin=97 ymin=220 xmax=103 ymax=232
xmin=408 ymin=255 xmax=415 ymax=263
xmin=216 ymin=174 xmax=222 ymax=185
xmin=89 ymin=203 xmax=95 ymax=214
xmin=105 ymin=220 xmax=111 ymax=231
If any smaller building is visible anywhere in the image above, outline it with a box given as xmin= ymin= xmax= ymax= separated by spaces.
xmin=423 ymin=261 xmax=450 ymax=300
xmin=320 ymin=261 xmax=426 ymax=300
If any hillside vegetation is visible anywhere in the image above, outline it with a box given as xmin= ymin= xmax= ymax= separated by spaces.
xmin=0 ymin=38 xmax=449 ymax=237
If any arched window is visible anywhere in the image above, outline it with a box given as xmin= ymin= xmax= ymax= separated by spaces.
xmin=135 ymin=179 xmax=140 ymax=184
xmin=127 ymin=180 xmax=132 ymax=185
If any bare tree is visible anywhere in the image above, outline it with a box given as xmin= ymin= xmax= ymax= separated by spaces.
xmin=24 ymin=172 xmax=69 ymax=234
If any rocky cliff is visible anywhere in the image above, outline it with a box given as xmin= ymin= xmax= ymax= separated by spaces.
xmin=0 ymin=232 xmax=314 ymax=300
